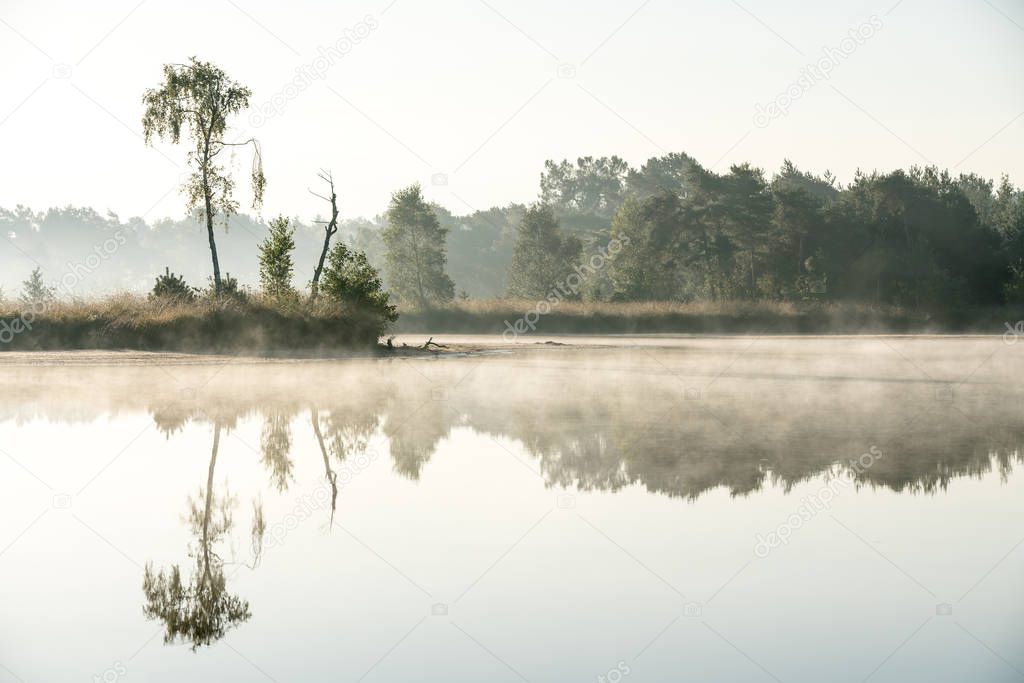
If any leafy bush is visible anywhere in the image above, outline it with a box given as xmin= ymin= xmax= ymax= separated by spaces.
xmin=321 ymin=242 xmax=397 ymax=325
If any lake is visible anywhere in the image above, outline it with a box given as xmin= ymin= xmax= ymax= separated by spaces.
xmin=1 ymin=335 xmax=1022 ymax=682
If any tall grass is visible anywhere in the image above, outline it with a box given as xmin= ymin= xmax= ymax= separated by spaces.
xmin=393 ymin=298 xmax=1011 ymax=335
xmin=0 ymin=295 xmax=1012 ymax=352
xmin=0 ymin=293 xmax=388 ymax=352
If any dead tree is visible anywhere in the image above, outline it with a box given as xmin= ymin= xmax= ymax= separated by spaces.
xmin=309 ymin=169 xmax=340 ymax=301
xmin=421 ymin=336 xmax=448 ymax=350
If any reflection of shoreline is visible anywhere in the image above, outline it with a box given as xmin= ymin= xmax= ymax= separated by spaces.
xmin=3 ymin=344 xmax=1022 ymax=500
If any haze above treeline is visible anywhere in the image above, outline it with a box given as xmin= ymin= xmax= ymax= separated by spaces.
xmin=2 ymin=151 xmax=1022 ymax=309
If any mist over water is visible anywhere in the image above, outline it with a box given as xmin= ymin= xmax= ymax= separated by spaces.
xmin=2 ymin=336 xmax=1022 ymax=682
xmin=3 ymin=1 xmax=1023 ymax=680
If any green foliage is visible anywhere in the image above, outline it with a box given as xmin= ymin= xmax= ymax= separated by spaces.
xmin=258 ymin=216 xmax=296 ymax=300
xmin=541 ymin=156 xmax=630 ymax=217
xmin=609 ymin=194 xmax=683 ymax=300
xmin=430 ymin=204 xmax=522 ymax=298
xmin=19 ymin=267 xmax=55 ymax=305
xmin=382 ymin=185 xmax=454 ymax=306
xmin=505 ymin=204 xmax=582 ymax=299
xmin=150 ymin=267 xmax=196 ymax=303
xmin=1005 ymin=259 xmax=1024 ymax=303
xmin=322 ymin=241 xmax=397 ymax=324
xmin=356 ymin=155 xmax=1020 ymax=310
xmin=201 ymin=272 xmax=247 ymax=303
xmin=3 ymin=146 xmax=1021 ymax=313
xmin=625 ymin=152 xmax=699 ymax=200
xmin=547 ymin=154 xmax=1020 ymax=310
xmin=142 ymin=58 xmax=265 ymax=294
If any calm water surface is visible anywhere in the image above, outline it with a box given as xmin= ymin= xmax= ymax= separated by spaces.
xmin=1 ymin=336 xmax=1022 ymax=682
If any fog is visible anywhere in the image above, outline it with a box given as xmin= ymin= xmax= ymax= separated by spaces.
xmin=2 ymin=338 xmax=1022 ymax=681
xmin=4 ymin=337 xmax=1021 ymax=497
xmin=3 ymin=1 xmax=1023 ymax=680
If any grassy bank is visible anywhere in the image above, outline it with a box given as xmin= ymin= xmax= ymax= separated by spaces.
xmin=392 ymin=299 xmax=1017 ymax=336
xmin=0 ymin=294 xmax=388 ymax=353
xmin=1 ymin=296 xmax=1016 ymax=353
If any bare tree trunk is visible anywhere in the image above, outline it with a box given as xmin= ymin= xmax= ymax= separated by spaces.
xmin=311 ymin=229 xmax=333 ymax=301
xmin=205 ymin=199 xmax=222 ymax=296
xmin=202 ymin=138 xmax=222 ymax=296
xmin=310 ymin=170 xmax=339 ymax=302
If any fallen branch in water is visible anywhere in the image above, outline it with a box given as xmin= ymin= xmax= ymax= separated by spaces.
xmin=421 ymin=336 xmax=449 ymax=349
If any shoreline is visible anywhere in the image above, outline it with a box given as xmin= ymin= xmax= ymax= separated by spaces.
xmin=2 ymin=298 xmax=1016 ymax=355
xmin=0 ymin=331 xmax=1015 ymax=366
xmin=391 ymin=300 xmax=1018 ymax=337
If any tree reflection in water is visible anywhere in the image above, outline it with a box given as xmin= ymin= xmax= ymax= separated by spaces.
xmin=142 ymin=423 xmax=263 ymax=649
xmin=2 ymin=348 xmax=1021 ymax=647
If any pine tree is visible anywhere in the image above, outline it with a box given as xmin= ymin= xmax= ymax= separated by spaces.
xmin=19 ymin=267 xmax=55 ymax=305
xmin=258 ymin=216 xmax=296 ymax=300
xmin=150 ymin=267 xmax=196 ymax=303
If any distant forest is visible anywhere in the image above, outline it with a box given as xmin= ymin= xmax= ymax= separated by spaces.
xmin=3 ymin=152 xmax=1022 ymax=309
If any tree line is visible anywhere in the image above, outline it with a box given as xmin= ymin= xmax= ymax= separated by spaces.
xmin=129 ymin=57 xmax=1024 ymax=312
xmin=510 ymin=154 xmax=1024 ymax=308
xmin=3 ymin=58 xmax=1021 ymax=315
xmin=345 ymin=157 xmax=1023 ymax=312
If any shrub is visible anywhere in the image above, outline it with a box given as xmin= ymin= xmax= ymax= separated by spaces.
xmin=19 ymin=267 xmax=56 ymax=305
xmin=201 ymin=272 xmax=249 ymax=303
xmin=150 ymin=268 xmax=196 ymax=303
xmin=321 ymin=242 xmax=397 ymax=326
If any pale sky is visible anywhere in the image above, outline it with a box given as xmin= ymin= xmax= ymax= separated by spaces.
xmin=1 ymin=0 xmax=1022 ymax=223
